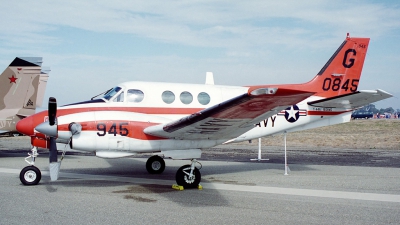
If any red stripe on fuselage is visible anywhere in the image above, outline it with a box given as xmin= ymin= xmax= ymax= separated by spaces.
xmin=58 ymin=120 xmax=166 ymax=140
xmin=307 ymin=110 xmax=350 ymax=116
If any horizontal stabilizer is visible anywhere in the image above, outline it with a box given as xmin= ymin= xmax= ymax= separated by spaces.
xmin=308 ymin=89 xmax=392 ymax=109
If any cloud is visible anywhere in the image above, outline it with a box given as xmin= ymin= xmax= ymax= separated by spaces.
xmin=0 ymin=0 xmax=399 ymax=107
xmin=2 ymin=1 xmax=400 ymax=50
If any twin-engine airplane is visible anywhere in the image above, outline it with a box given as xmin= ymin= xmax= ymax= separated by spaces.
xmin=16 ymin=35 xmax=391 ymax=188
xmin=0 ymin=57 xmax=49 ymax=136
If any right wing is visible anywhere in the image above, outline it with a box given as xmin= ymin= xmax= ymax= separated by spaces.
xmin=307 ymin=89 xmax=392 ymax=109
xmin=144 ymin=87 xmax=314 ymax=140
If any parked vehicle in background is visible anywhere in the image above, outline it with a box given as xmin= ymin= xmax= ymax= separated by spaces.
xmin=351 ymin=111 xmax=374 ymax=119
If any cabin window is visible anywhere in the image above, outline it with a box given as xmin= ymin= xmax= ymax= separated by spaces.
xmin=127 ymin=89 xmax=144 ymax=103
xmin=180 ymin=91 xmax=193 ymax=104
xmin=113 ymin=91 xmax=124 ymax=102
xmin=197 ymin=92 xmax=210 ymax=105
xmin=162 ymin=91 xmax=175 ymax=104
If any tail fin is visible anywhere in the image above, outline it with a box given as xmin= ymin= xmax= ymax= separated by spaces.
xmin=0 ymin=57 xmax=48 ymax=114
xmin=301 ymin=35 xmax=370 ymax=97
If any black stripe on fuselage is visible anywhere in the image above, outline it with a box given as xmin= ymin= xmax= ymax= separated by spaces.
xmin=62 ymin=99 xmax=106 ymax=107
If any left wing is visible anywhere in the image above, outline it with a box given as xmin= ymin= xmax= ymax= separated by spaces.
xmin=308 ymin=89 xmax=392 ymax=109
xmin=144 ymin=87 xmax=314 ymax=140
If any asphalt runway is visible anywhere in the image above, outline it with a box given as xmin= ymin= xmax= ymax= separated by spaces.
xmin=1 ymin=150 xmax=400 ymax=225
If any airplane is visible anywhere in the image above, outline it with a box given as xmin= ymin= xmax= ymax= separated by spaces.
xmin=0 ymin=57 xmax=49 ymax=136
xmin=16 ymin=34 xmax=391 ymax=188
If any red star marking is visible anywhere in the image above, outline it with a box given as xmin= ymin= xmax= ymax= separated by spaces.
xmin=9 ymin=75 xmax=18 ymax=83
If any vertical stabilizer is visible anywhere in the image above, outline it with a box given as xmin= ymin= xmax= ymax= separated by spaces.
xmin=301 ymin=35 xmax=370 ymax=97
xmin=0 ymin=57 xmax=49 ymax=134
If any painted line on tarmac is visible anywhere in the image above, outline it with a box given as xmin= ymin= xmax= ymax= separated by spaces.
xmin=2 ymin=167 xmax=400 ymax=203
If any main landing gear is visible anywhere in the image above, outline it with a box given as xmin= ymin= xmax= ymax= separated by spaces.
xmin=145 ymin=156 xmax=202 ymax=189
xmin=146 ymin=155 xmax=165 ymax=174
xmin=20 ymin=147 xmax=41 ymax=185
xmin=176 ymin=159 xmax=201 ymax=189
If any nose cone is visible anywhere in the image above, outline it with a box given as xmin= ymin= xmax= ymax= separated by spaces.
xmin=16 ymin=116 xmax=34 ymax=136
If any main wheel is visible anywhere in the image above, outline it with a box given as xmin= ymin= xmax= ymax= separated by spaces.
xmin=146 ymin=155 xmax=165 ymax=174
xmin=20 ymin=166 xmax=41 ymax=185
xmin=176 ymin=165 xmax=201 ymax=189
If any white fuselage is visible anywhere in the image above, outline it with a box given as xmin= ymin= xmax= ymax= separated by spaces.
xmin=47 ymin=81 xmax=350 ymax=158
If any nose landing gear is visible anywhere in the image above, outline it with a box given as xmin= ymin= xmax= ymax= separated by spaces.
xmin=20 ymin=147 xmax=41 ymax=185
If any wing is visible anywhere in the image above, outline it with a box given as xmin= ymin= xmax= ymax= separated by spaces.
xmin=144 ymin=87 xmax=314 ymax=140
xmin=308 ymin=89 xmax=392 ymax=109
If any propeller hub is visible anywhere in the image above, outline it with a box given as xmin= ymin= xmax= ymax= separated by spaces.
xmin=35 ymin=122 xmax=58 ymax=137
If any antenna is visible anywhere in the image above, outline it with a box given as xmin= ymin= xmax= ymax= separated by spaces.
xmin=205 ymin=72 xmax=214 ymax=85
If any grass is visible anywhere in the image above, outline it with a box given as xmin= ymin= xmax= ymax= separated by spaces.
xmin=237 ymin=119 xmax=400 ymax=150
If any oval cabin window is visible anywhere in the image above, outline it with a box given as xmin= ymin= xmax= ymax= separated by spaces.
xmin=180 ymin=91 xmax=193 ymax=104
xmin=127 ymin=89 xmax=144 ymax=103
xmin=197 ymin=92 xmax=210 ymax=105
xmin=162 ymin=90 xmax=175 ymax=104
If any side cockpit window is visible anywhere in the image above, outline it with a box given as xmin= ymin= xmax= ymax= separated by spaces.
xmin=103 ymin=86 xmax=122 ymax=100
xmin=127 ymin=89 xmax=144 ymax=103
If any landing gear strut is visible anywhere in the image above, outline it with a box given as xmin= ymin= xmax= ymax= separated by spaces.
xmin=175 ymin=159 xmax=201 ymax=189
xmin=20 ymin=146 xmax=41 ymax=185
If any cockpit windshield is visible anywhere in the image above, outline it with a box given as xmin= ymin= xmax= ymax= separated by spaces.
xmin=103 ymin=86 xmax=122 ymax=100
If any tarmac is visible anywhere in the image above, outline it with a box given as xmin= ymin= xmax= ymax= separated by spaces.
xmin=1 ymin=137 xmax=400 ymax=224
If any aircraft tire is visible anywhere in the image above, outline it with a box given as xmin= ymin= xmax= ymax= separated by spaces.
xmin=175 ymin=165 xmax=201 ymax=189
xmin=20 ymin=166 xmax=41 ymax=185
xmin=146 ymin=155 xmax=165 ymax=174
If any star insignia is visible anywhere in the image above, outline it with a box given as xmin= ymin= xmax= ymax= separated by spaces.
xmin=9 ymin=75 xmax=18 ymax=83
xmin=284 ymin=105 xmax=300 ymax=123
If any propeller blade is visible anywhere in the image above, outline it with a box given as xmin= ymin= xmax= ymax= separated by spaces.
xmin=49 ymin=137 xmax=58 ymax=163
xmin=49 ymin=136 xmax=61 ymax=181
xmin=48 ymin=97 xmax=57 ymax=126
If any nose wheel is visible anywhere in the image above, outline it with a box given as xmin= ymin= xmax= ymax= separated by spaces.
xmin=20 ymin=166 xmax=41 ymax=185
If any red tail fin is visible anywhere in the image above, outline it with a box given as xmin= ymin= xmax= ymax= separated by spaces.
xmin=300 ymin=35 xmax=370 ymax=97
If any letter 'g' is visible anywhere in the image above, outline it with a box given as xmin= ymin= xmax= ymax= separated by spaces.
xmin=343 ymin=49 xmax=356 ymax=68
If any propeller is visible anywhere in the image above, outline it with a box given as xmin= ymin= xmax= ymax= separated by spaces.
xmin=35 ymin=97 xmax=82 ymax=181
xmin=47 ymin=97 xmax=60 ymax=181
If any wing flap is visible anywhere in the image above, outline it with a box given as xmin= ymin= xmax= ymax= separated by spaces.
xmin=308 ymin=89 xmax=392 ymax=109
xmin=144 ymin=87 xmax=314 ymax=140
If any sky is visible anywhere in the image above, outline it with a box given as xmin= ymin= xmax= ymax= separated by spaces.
xmin=0 ymin=0 xmax=399 ymax=109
